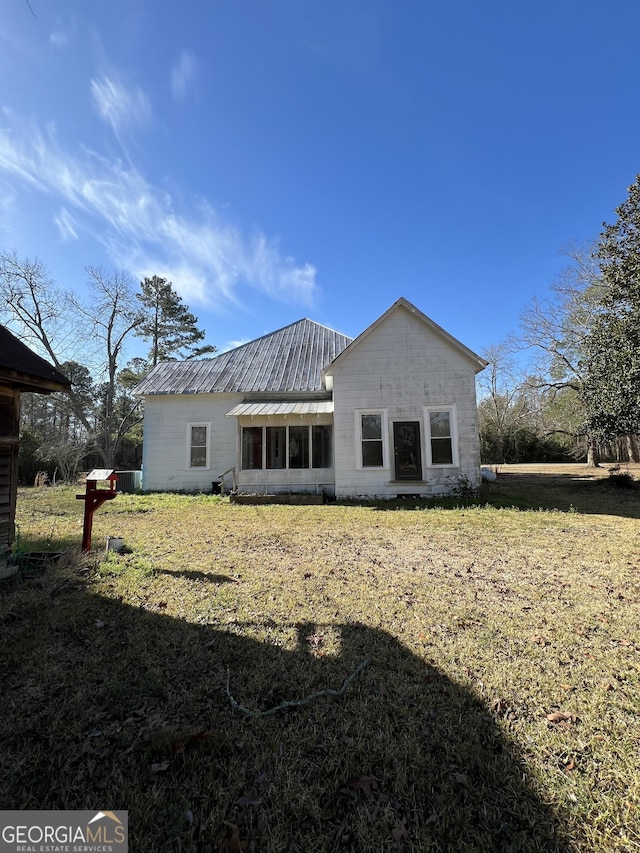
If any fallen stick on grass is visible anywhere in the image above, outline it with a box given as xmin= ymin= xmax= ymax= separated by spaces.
xmin=226 ymin=658 xmax=370 ymax=717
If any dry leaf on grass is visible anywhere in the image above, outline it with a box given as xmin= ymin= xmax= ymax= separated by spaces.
xmin=222 ymin=823 xmax=248 ymax=852
xmin=393 ymin=818 xmax=409 ymax=840
xmin=546 ymin=711 xmax=574 ymax=728
xmin=491 ymin=697 xmax=508 ymax=716
xmin=149 ymin=760 xmax=170 ymax=778
xmin=452 ymin=772 xmax=471 ymax=790
xmin=348 ymin=775 xmax=378 ymax=797
xmin=170 ymin=728 xmax=216 ymax=756
xmin=237 ymin=794 xmax=262 ymax=808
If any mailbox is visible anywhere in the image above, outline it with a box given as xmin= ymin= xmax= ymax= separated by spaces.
xmin=76 ymin=469 xmax=119 ymax=552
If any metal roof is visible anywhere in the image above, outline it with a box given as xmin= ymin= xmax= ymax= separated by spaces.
xmin=134 ymin=318 xmax=353 ymax=395
xmin=225 ymin=400 xmax=334 ymax=417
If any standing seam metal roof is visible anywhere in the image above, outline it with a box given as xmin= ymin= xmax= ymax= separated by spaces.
xmin=133 ymin=319 xmax=353 ymax=395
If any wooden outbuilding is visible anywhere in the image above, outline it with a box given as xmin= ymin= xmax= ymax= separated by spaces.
xmin=0 ymin=326 xmax=70 ymax=558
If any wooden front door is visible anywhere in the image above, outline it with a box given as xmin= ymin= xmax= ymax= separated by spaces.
xmin=393 ymin=421 xmax=422 ymax=481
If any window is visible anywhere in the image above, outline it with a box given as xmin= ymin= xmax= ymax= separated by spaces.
xmin=361 ymin=413 xmax=384 ymax=467
xmin=242 ymin=426 xmax=263 ymax=470
xmin=241 ymin=424 xmax=332 ymax=470
xmin=312 ymin=425 xmax=332 ymax=468
xmin=188 ymin=423 xmax=209 ymax=469
xmin=426 ymin=407 xmax=458 ymax=466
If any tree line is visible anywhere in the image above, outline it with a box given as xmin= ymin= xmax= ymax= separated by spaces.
xmin=0 ymin=253 xmax=215 ymax=483
xmin=478 ymin=174 xmax=640 ymax=466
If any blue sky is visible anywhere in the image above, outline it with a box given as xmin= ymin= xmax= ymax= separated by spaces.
xmin=2 ymin=0 xmax=640 ymax=361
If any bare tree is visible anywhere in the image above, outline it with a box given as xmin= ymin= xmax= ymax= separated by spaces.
xmin=0 ymin=251 xmax=79 ymax=364
xmin=69 ymin=267 xmax=144 ymax=466
xmin=477 ymin=343 xmax=538 ymax=463
xmin=39 ymin=437 xmax=90 ymax=484
xmin=1 ymin=253 xmax=144 ymax=467
xmin=0 ymin=252 xmax=97 ymax=455
xmin=517 ymin=242 xmax=606 ymax=466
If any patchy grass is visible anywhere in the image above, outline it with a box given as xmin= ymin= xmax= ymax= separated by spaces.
xmin=1 ymin=467 xmax=639 ymax=851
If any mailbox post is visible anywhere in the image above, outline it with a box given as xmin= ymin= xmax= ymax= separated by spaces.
xmin=76 ymin=469 xmax=119 ymax=551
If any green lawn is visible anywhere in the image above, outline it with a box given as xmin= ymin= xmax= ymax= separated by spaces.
xmin=1 ymin=468 xmax=639 ymax=851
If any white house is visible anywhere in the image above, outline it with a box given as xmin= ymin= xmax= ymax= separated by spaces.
xmin=134 ymin=298 xmax=487 ymax=499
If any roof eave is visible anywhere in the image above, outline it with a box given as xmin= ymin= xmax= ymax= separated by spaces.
xmin=0 ymin=368 xmax=71 ymax=395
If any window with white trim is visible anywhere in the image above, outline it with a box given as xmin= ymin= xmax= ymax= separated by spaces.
xmin=425 ymin=406 xmax=458 ymax=466
xmin=356 ymin=410 xmax=388 ymax=468
xmin=187 ymin=422 xmax=210 ymax=469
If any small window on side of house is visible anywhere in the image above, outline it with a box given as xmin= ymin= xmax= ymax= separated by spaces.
xmin=361 ymin=413 xmax=384 ymax=467
xmin=426 ymin=408 xmax=458 ymax=466
xmin=188 ymin=423 xmax=209 ymax=468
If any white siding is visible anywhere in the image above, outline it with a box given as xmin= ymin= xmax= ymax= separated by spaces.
xmin=141 ymin=393 xmax=242 ymax=491
xmin=328 ymin=305 xmax=482 ymax=498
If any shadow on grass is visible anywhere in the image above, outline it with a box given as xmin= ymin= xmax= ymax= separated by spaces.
xmin=483 ymin=472 xmax=640 ymax=519
xmin=356 ymin=475 xmax=640 ymax=519
xmin=154 ymin=569 xmax=238 ymax=584
xmin=0 ymin=569 xmax=571 ymax=852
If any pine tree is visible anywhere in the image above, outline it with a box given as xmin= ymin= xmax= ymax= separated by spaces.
xmin=582 ymin=176 xmax=640 ymax=439
xmin=136 ymin=275 xmax=216 ymax=367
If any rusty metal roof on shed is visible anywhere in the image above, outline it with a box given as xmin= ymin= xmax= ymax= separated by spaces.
xmin=134 ymin=319 xmax=353 ymax=395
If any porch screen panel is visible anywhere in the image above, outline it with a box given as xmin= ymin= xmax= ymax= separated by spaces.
xmin=312 ymin=425 xmax=332 ymax=468
xmin=266 ymin=426 xmax=286 ymax=469
xmin=288 ymin=426 xmax=309 ymax=469
xmin=242 ymin=427 xmax=263 ymax=469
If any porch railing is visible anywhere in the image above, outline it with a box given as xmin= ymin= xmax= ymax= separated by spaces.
xmin=218 ymin=466 xmax=237 ymax=495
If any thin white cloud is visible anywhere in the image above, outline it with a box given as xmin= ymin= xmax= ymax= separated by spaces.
xmin=90 ymin=74 xmax=152 ymax=143
xmin=50 ymin=28 xmax=71 ymax=48
xmin=0 ymin=182 xmax=15 ymax=242
xmin=0 ymin=110 xmax=317 ymax=311
xmin=54 ymin=206 xmax=78 ymax=241
xmin=171 ymin=52 xmax=197 ymax=101
xmin=220 ymin=337 xmax=252 ymax=353
xmin=50 ymin=13 xmax=76 ymax=47
xmin=50 ymin=30 xmax=68 ymax=47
